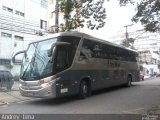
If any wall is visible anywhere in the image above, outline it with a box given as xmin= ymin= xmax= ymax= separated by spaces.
xmin=0 ymin=0 xmax=48 ymax=76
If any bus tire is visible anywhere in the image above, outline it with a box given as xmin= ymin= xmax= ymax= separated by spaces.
xmin=125 ymin=75 xmax=132 ymax=87
xmin=79 ymin=80 xmax=88 ymax=99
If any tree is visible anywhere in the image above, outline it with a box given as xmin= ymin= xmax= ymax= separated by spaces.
xmin=118 ymin=0 xmax=160 ymax=32
xmin=59 ymin=0 xmax=106 ymax=31
xmin=120 ymin=38 xmax=135 ymax=48
xmin=121 ymin=39 xmax=130 ymax=47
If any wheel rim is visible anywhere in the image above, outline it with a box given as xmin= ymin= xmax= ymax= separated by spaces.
xmin=83 ymin=84 xmax=87 ymax=94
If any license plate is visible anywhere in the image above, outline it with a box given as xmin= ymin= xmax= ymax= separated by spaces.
xmin=27 ymin=92 xmax=33 ymax=96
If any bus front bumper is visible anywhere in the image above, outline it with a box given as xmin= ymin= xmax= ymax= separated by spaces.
xmin=19 ymin=81 xmax=56 ymax=98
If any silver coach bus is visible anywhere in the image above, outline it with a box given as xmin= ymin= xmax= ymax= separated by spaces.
xmin=13 ymin=32 xmax=140 ymax=99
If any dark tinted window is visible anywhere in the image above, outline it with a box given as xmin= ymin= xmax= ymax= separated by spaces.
xmin=53 ymin=36 xmax=81 ymax=73
xmin=0 ymin=59 xmax=11 ymax=65
xmin=82 ymin=39 xmax=137 ymax=62
xmin=60 ymin=36 xmax=80 ymax=62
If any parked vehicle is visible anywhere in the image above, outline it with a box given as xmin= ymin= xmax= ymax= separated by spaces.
xmin=156 ymin=74 xmax=160 ymax=77
xmin=140 ymin=71 xmax=144 ymax=81
xmin=0 ymin=71 xmax=14 ymax=90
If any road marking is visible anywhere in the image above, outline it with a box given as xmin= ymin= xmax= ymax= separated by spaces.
xmin=123 ymin=108 xmax=145 ymax=114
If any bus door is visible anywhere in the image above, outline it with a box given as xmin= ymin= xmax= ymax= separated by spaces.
xmin=53 ymin=45 xmax=73 ymax=96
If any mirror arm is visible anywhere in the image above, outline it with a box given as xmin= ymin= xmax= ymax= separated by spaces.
xmin=50 ymin=42 xmax=71 ymax=50
xmin=48 ymin=42 xmax=71 ymax=57
xmin=12 ymin=50 xmax=26 ymax=63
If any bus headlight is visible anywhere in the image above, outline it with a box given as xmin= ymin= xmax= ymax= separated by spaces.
xmin=40 ymin=79 xmax=57 ymax=88
xmin=39 ymin=76 xmax=60 ymax=86
xmin=41 ymin=83 xmax=49 ymax=87
xmin=19 ymin=84 xmax=22 ymax=87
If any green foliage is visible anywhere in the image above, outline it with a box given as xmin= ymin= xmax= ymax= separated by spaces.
xmin=121 ymin=38 xmax=135 ymax=48
xmin=121 ymin=39 xmax=130 ymax=47
xmin=118 ymin=0 xmax=160 ymax=32
xmin=59 ymin=0 xmax=106 ymax=31
xmin=119 ymin=0 xmax=134 ymax=6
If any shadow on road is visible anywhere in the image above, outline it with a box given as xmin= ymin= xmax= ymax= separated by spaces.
xmin=28 ymin=85 xmax=139 ymax=105
xmin=27 ymin=96 xmax=79 ymax=106
xmin=26 ymin=84 xmax=139 ymax=106
xmin=92 ymin=84 xmax=138 ymax=96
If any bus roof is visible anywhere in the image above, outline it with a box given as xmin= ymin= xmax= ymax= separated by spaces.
xmin=30 ymin=31 xmax=137 ymax=53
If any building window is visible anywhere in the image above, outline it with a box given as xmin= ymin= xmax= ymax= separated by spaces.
xmin=15 ymin=35 xmax=24 ymax=41
xmin=0 ymin=59 xmax=11 ymax=65
xmin=41 ymin=0 xmax=48 ymax=8
xmin=1 ymin=32 xmax=12 ymax=38
xmin=50 ymin=12 xmax=54 ymax=19
xmin=40 ymin=19 xmax=47 ymax=30
xmin=15 ymin=10 xmax=25 ymax=17
xmin=2 ymin=6 xmax=13 ymax=13
xmin=49 ymin=0 xmax=54 ymax=4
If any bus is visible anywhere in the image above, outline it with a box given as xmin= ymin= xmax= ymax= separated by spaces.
xmin=13 ymin=32 xmax=140 ymax=99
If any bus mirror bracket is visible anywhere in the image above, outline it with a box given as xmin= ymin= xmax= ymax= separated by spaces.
xmin=48 ymin=42 xmax=71 ymax=57
xmin=12 ymin=50 xmax=26 ymax=63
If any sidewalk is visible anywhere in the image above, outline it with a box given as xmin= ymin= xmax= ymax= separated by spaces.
xmin=0 ymin=81 xmax=31 ymax=105
xmin=144 ymin=75 xmax=150 ymax=79
xmin=126 ymin=105 xmax=160 ymax=114
xmin=146 ymin=105 xmax=160 ymax=114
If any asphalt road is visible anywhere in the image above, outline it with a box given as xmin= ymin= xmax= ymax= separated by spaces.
xmin=0 ymin=77 xmax=160 ymax=114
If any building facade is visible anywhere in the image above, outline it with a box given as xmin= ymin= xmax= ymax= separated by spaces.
xmin=109 ymin=29 xmax=160 ymax=50
xmin=0 ymin=0 xmax=48 ymax=75
xmin=48 ymin=0 xmax=64 ymax=33
xmin=108 ymin=30 xmax=160 ymax=75
xmin=138 ymin=49 xmax=160 ymax=76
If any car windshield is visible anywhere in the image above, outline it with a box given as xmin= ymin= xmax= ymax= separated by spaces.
xmin=20 ymin=38 xmax=57 ymax=80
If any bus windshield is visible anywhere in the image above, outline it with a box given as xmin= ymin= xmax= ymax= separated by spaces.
xmin=20 ymin=38 xmax=57 ymax=80
xmin=20 ymin=36 xmax=80 ymax=81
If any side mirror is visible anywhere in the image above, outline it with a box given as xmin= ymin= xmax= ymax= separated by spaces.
xmin=12 ymin=50 xmax=26 ymax=63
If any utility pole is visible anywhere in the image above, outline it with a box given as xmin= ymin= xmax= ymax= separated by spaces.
xmin=124 ymin=24 xmax=133 ymax=40
xmin=55 ymin=0 xmax=59 ymax=33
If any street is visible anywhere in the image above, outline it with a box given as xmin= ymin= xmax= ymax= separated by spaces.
xmin=0 ymin=77 xmax=160 ymax=114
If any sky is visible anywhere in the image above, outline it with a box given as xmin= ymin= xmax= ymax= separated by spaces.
xmin=82 ymin=0 xmax=143 ymax=40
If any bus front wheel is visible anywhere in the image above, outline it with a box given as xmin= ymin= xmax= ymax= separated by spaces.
xmin=79 ymin=81 xmax=88 ymax=99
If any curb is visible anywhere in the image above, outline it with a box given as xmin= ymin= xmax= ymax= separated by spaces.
xmin=144 ymin=77 xmax=155 ymax=80
xmin=0 ymin=98 xmax=31 ymax=106
xmin=146 ymin=105 xmax=160 ymax=114
xmin=0 ymin=100 xmax=9 ymax=105
xmin=0 ymin=98 xmax=31 ymax=105
xmin=0 ymin=90 xmax=31 ymax=106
